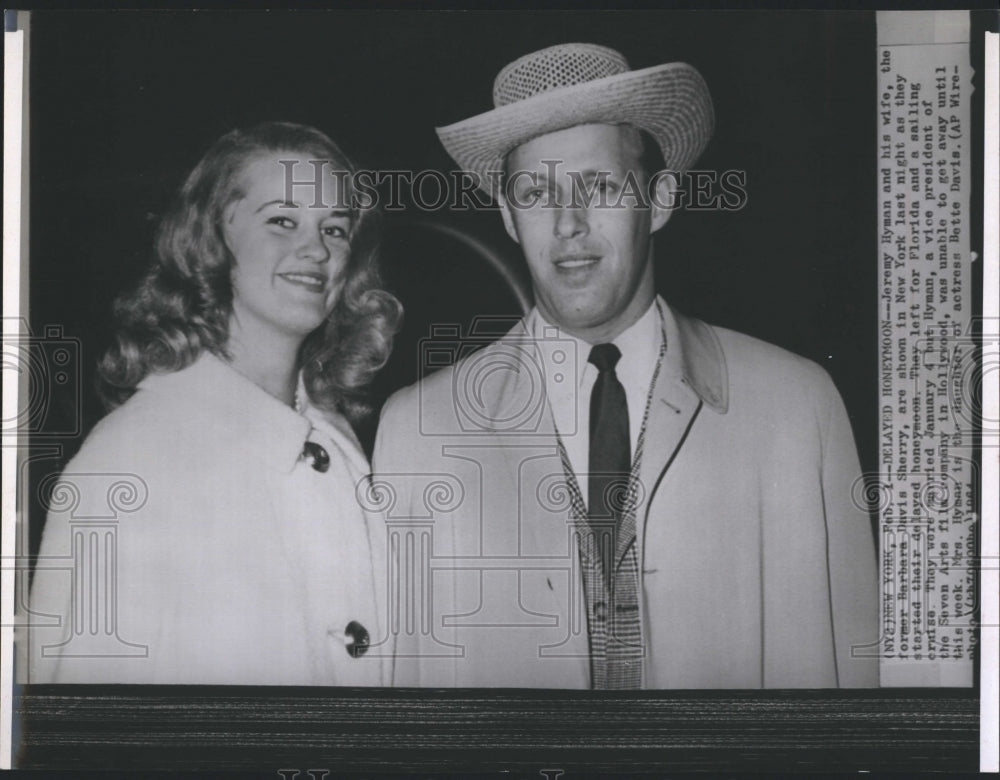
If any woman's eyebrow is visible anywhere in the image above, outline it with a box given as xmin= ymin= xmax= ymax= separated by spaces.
xmin=251 ymin=202 xmax=352 ymax=217
xmin=254 ymin=199 xmax=296 ymax=213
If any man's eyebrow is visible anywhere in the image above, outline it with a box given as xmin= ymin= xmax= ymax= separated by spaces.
xmin=326 ymin=209 xmax=351 ymax=219
xmin=571 ymin=168 xmax=616 ymax=181
xmin=519 ymin=168 xmax=616 ymax=186
xmin=511 ymin=172 xmax=550 ymax=187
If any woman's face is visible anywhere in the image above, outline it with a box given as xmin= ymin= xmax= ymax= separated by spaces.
xmin=223 ymin=152 xmax=353 ymax=345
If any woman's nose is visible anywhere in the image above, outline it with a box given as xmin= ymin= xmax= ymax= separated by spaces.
xmin=297 ymin=230 xmax=330 ymax=262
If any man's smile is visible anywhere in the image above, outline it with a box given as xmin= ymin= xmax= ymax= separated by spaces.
xmin=552 ymin=253 xmax=601 ymax=270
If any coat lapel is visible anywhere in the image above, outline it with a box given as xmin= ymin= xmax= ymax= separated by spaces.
xmin=481 ymin=305 xmax=732 ymax=598
xmin=635 ymin=302 xmax=729 ymax=555
xmin=466 ymin=305 xmax=730 ymax=683
xmin=480 ymin=322 xmax=590 ymax=673
xmin=483 ymin=318 xmax=565 ymax=561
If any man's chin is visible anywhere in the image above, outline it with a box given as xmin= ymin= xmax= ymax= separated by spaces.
xmin=546 ymin=305 xmax=615 ymax=338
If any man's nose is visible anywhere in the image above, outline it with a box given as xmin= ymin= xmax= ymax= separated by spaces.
xmin=297 ymin=230 xmax=330 ymax=262
xmin=553 ymin=203 xmax=589 ymax=239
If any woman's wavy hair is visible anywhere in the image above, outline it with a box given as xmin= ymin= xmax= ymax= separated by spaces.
xmin=99 ymin=121 xmax=402 ymax=424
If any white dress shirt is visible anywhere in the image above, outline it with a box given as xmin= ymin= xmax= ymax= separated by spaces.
xmin=527 ymin=301 xmax=663 ymax=500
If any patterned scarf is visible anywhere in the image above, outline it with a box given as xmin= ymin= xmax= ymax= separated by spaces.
xmin=551 ymin=302 xmax=667 ymax=689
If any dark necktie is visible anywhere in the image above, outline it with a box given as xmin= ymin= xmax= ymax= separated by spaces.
xmin=587 ymin=343 xmax=631 ymax=586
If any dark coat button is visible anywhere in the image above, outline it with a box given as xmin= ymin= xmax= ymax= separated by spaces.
xmin=345 ymin=620 xmax=370 ymax=658
xmin=301 ymin=441 xmax=330 ymax=473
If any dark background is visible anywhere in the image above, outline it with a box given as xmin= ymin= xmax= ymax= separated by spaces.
xmin=26 ymin=10 xmax=878 ymax=557
xmin=14 ymin=10 xmax=994 ymax=773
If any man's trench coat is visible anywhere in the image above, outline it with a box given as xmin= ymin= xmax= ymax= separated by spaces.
xmin=372 ymin=299 xmax=879 ymax=688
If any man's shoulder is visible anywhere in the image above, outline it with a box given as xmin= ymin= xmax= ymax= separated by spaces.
xmin=710 ymin=322 xmax=833 ymax=390
xmin=679 ymin=317 xmax=840 ymax=419
xmin=383 ymin=355 xmax=457 ymax=416
xmin=381 ymin=326 xmax=525 ymax=422
xmin=375 ymin=333 xmax=526 ymax=470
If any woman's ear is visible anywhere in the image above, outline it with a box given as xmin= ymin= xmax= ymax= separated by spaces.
xmin=649 ymin=171 xmax=680 ymax=234
xmin=222 ymin=198 xmax=240 ymax=228
xmin=220 ymin=200 xmax=241 ymax=252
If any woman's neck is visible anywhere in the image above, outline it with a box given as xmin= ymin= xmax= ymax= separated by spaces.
xmin=226 ymin=322 xmax=301 ymax=408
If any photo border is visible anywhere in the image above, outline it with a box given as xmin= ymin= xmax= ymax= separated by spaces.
xmin=3 ymin=5 xmax=996 ymax=775
xmin=13 ymin=686 xmax=981 ymax=773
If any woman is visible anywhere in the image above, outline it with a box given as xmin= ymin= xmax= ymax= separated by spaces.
xmin=28 ymin=122 xmax=402 ymax=685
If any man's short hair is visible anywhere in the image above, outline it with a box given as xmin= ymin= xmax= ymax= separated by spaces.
xmin=629 ymin=126 xmax=668 ymax=183
xmin=501 ymin=123 xmax=667 ymax=198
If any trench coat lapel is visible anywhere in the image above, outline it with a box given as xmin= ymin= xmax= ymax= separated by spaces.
xmin=471 ymin=306 xmax=730 ymax=678
xmin=481 ymin=322 xmax=589 ymax=667
xmin=635 ymin=302 xmax=730 ymax=551
xmin=482 ymin=306 xmax=731 ymax=574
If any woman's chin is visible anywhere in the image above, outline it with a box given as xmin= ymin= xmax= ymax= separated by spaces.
xmin=281 ymin=306 xmax=333 ymax=338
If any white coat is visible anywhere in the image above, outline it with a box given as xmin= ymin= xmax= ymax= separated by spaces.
xmin=27 ymin=353 xmax=390 ymax=685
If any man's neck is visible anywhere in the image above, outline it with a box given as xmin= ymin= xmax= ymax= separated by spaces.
xmin=540 ymin=295 xmax=657 ymax=345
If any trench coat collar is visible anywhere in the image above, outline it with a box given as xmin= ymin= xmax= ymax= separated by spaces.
xmin=659 ymin=299 xmax=729 ymax=415
xmin=482 ymin=297 xmax=728 ymax=423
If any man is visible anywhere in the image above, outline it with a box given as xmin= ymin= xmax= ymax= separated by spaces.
xmin=373 ymin=43 xmax=878 ymax=688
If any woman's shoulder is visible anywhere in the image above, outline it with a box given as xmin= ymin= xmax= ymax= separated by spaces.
xmin=69 ymin=374 xmax=208 ymax=474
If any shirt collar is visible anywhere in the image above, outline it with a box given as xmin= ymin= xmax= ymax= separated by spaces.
xmin=528 ymin=300 xmax=661 ymax=386
xmin=607 ymin=300 xmax=661 ymax=388
xmin=523 ymin=296 xmax=728 ymax=414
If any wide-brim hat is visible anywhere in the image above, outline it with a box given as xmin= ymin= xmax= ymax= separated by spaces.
xmin=436 ymin=42 xmax=715 ymax=197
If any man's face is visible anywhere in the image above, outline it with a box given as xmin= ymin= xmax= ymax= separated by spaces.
xmin=501 ymin=123 xmax=672 ymax=343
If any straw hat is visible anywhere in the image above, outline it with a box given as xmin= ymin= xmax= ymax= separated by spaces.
xmin=436 ymin=43 xmax=715 ymax=195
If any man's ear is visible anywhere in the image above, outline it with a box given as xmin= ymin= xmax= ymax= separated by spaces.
xmin=649 ymin=171 xmax=679 ymax=234
xmin=498 ymin=193 xmax=521 ymax=244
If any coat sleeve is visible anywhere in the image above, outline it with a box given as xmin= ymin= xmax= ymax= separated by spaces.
xmin=26 ymin=483 xmax=75 ymax=684
xmin=372 ymin=383 xmax=464 ymax=687
xmin=372 ymin=392 xmax=401 ymax=476
xmin=820 ymin=379 xmax=880 ymax=687
xmin=371 ymin=390 xmax=412 ymax=687
xmin=27 ymin=417 xmax=166 ymax=683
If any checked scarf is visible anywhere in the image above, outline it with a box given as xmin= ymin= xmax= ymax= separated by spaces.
xmin=551 ymin=303 xmax=667 ymax=689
